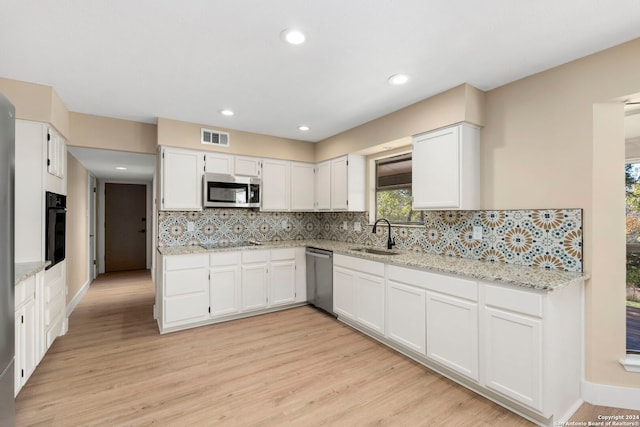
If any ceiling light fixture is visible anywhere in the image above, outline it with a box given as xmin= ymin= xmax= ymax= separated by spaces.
xmin=298 ymin=125 xmax=310 ymax=131
xmin=281 ymin=29 xmax=306 ymax=45
xmin=388 ymin=74 xmax=409 ymax=85
xmin=220 ymin=109 xmax=234 ymax=116
xmin=115 ymin=166 xmax=127 ymax=170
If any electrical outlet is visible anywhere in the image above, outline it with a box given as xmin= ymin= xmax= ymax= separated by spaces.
xmin=472 ymin=226 xmax=483 ymax=240
xmin=187 ymin=221 xmax=195 ymax=232
xmin=281 ymin=220 xmax=288 ymax=229
xmin=354 ymin=222 xmax=361 ymax=232
xmin=343 ymin=221 xmax=348 ymax=230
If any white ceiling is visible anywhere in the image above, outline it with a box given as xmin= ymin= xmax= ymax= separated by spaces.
xmin=1 ymin=1 xmax=640 ymax=144
xmin=67 ymin=147 xmax=156 ymax=181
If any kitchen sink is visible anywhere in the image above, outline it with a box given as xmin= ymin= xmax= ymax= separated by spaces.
xmin=350 ymin=247 xmax=401 ymax=256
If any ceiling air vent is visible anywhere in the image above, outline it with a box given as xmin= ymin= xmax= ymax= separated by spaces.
xmin=201 ymin=128 xmax=230 ymax=147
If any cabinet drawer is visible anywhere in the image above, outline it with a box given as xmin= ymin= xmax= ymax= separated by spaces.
xmin=242 ymin=250 xmax=269 ymax=264
xmin=483 ymin=283 xmax=543 ymax=318
xmin=164 ymin=254 xmax=208 ymax=271
xmin=15 ymin=275 xmax=36 ymax=308
xmin=270 ymin=248 xmax=296 ymax=261
xmin=388 ymin=265 xmax=477 ymax=301
xmin=165 ymin=269 xmax=208 ymax=297
xmin=334 ymin=254 xmax=384 ymax=276
xmin=210 ymin=251 xmax=241 ymax=267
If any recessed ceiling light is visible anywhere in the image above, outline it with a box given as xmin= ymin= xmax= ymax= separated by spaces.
xmin=388 ymin=74 xmax=409 ymax=85
xmin=220 ymin=109 xmax=234 ymax=116
xmin=115 ymin=166 xmax=127 ymax=170
xmin=298 ymin=125 xmax=310 ymax=131
xmin=281 ymin=29 xmax=306 ymax=45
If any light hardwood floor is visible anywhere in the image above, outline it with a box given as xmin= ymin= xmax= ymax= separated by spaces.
xmin=15 ymin=270 xmax=639 ymax=426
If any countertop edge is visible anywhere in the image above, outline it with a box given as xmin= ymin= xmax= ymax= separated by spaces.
xmin=158 ymin=240 xmax=589 ymax=291
xmin=15 ymin=260 xmax=51 ymax=285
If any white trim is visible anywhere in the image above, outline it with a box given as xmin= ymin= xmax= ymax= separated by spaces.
xmin=619 ymin=354 xmax=640 ymax=373
xmin=582 ymin=380 xmax=640 ymax=411
xmin=66 ymin=279 xmax=90 ymax=317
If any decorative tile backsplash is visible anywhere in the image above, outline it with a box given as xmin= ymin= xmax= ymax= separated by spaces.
xmin=158 ymin=208 xmax=583 ymax=272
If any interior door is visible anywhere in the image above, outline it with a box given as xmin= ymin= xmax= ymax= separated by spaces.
xmin=89 ymin=175 xmax=97 ymax=279
xmin=105 ymin=183 xmax=146 ymax=272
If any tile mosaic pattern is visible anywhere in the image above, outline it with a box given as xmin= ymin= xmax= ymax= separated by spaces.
xmin=158 ymin=210 xmax=323 ymax=247
xmin=158 ymin=208 xmax=583 ymax=272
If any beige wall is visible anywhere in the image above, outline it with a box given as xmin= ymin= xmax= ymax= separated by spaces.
xmin=482 ymin=38 xmax=640 ymax=386
xmin=157 ymin=117 xmax=315 ymax=162
xmin=65 ymin=153 xmax=89 ymax=305
xmin=315 ymin=83 xmax=485 ymax=161
xmin=69 ymin=112 xmax=157 ymax=154
xmin=0 ymin=77 xmax=70 ymax=138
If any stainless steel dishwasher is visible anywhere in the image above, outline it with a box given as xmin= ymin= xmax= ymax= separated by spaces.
xmin=305 ymin=247 xmax=334 ymax=316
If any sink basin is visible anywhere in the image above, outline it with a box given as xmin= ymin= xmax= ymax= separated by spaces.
xmin=351 ymin=247 xmax=401 ymax=256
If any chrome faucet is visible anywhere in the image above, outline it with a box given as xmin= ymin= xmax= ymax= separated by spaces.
xmin=372 ymin=218 xmax=396 ymax=250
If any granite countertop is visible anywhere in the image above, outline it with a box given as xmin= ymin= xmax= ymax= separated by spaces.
xmin=15 ymin=261 xmax=51 ymax=285
xmin=158 ymin=239 xmax=590 ymax=291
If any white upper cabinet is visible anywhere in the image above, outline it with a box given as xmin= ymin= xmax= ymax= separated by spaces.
xmin=204 ymin=152 xmax=234 ymax=174
xmin=330 ymin=156 xmax=349 ymax=210
xmin=234 ymin=156 xmax=261 ymax=177
xmin=325 ymin=155 xmax=366 ymax=211
xmin=290 ymin=162 xmax=315 ymax=211
xmin=160 ymin=147 xmax=204 ymax=211
xmin=46 ymin=127 xmax=65 ymax=179
xmin=412 ymin=123 xmax=480 ymax=210
xmin=314 ymin=161 xmax=331 ymax=210
xmin=261 ymin=159 xmax=290 ymax=211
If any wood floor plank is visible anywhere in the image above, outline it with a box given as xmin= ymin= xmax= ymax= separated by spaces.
xmin=14 ymin=270 xmax=636 ymax=426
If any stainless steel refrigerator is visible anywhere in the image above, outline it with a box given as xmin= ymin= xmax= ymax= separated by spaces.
xmin=0 ymin=93 xmax=16 ymax=426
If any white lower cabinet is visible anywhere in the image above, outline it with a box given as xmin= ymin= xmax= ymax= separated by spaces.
xmin=269 ymin=249 xmax=297 ymax=307
xmin=158 ymin=248 xmax=302 ymax=333
xmin=333 ymin=254 xmax=385 ymax=333
xmin=163 ymin=254 xmax=210 ymax=327
xmin=333 ymin=266 xmax=356 ymax=320
xmin=241 ymin=251 xmax=269 ymax=311
xmin=209 ymin=252 xmax=241 ymax=318
xmin=426 ymin=291 xmax=478 ymax=381
xmin=334 ymin=258 xmax=582 ymax=425
xmin=481 ymin=283 xmax=544 ymax=412
xmin=15 ymin=275 xmax=37 ymax=397
xmin=386 ymin=280 xmax=426 ymax=354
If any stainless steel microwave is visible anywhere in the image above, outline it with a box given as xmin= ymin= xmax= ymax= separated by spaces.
xmin=203 ymin=173 xmax=261 ymax=208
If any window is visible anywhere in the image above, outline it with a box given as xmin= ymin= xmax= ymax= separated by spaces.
xmin=375 ymin=154 xmax=424 ymax=224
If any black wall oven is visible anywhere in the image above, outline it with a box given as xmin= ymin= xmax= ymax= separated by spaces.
xmin=45 ymin=191 xmax=66 ymax=269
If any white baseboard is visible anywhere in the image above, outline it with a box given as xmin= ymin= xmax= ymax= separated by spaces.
xmin=66 ymin=279 xmax=91 ymax=317
xmin=582 ymin=380 xmax=640 ymax=411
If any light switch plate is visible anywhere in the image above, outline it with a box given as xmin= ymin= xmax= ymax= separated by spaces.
xmin=354 ymin=222 xmax=361 ymax=232
xmin=187 ymin=221 xmax=195 ymax=232
xmin=343 ymin=221 xmax=348 ymax=230
xmin=472 ymin=226 xmax=483 ymax=240
xmin=281 ymin=220 xmax=288 ymax=229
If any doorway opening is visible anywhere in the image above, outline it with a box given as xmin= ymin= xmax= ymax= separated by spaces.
xmin=105 ymin=183 xmax=147 ymax=272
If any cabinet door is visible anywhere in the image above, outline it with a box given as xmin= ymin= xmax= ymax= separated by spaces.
xmin=483 ymin=307 xmax=543 ymax=411
xmin=270 ymin=260 xmax=296 ymax=306
xmin=235 ymin=156 xmax=261 ymax=177
xmin=205 ymin=152 xmax=234 ymax=174
xmin=210 ymin=265 xmax=241 ymax=317
xmin=14 ymin=298 xmax=36 ymax=395
xmin=426 ymin=291 xmax=478 ymax=381
xmin=386 ymin=280 xmax=426 ymax=354
xmin=290 ymin=162 xmax=315 ymax=210
xmin=412 ymin=126 xmax=460 ymax=209
xmin=261 ymin=159 xmax=290 ymax=211
xmin=241 ymin=263 xmax=268 ymax=311
xmin=356 ymin=272 xmax=385 ymax=334
xmin=315 ymin=161 xmax=331 ymax=210
xmin=333 ymin=266 xmax=356 ymax=320
xmin=330 ymin=156 xmax=348 ymax=210
xmin=164 ymin=267 xmax=209 ymax=326
xmin=161 ymin=148 xmax=204 ymax=210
